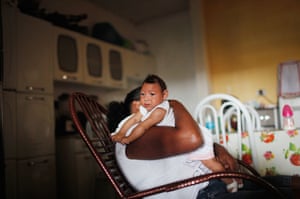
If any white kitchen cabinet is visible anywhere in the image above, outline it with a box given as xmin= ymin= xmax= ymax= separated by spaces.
xmin=53 ymin=26 xmax=85 ymax=83
xmin=2 ymin=0 xmax=17 ymax=91
xmin=3 ymin=12 xmax=53 ymax=94
xmin=4 ymin=91 xmax=55 ymax=159
xmin=95 ymin=170 xmax=117 ymax=199
xmin=5 ymin=159 xmax=17 ymax=199
xmin=2 ymin=91 xmax=16 ymax=159
xmin=105 ymin=45 xmax=127 ymax=89
xmin=74 ymin=152 xmax=96 ymax=199
xmin=142 ymin=53 xmax=156 ymax=76
xmin=56 ymin=136 xmax=96 ymax=199
xmin=82 ymin=34 xmax=128 ymax=89
xmin=82 ymin=35 xmax=108 ymax=87
xmin=17 ymin=155 xmax=56 ymax=199
xmin=56 ymin=136 xmax=117 ymax=199
xmin=124 ymin=49 xmax=156 ymax=81
xmin=16 ymin=93 xmax=55 ymax=158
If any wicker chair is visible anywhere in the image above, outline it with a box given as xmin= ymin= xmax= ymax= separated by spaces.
xmin=69 ymin=92 xmax=284 ymax=199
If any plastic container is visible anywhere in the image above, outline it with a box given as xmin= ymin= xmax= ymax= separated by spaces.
xmin=282 ymin=104 xmax=295 ymax=130
xmin=205 ymin=115 xmax=215 ymax=132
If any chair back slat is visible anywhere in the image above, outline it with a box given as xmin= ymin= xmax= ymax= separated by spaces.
xmin=69 ymin=92 xmax=135 ymax=198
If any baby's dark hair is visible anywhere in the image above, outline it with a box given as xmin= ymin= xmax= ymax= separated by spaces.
xmin=142 ymin=74 xmax=167 ymax=91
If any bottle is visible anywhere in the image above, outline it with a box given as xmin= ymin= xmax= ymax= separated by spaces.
xmin=282 ymin=104 xmax=295 ymax=130
xmin=205 ymin=114 xmax=215 ymax=133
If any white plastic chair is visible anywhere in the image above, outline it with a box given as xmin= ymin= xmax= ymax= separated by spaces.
xmin=224 ymin=105 xmax=261 ymax=132
xmin=245 ymin=105 xmax=261 ymax=131
xmin=194 ymin=93 xmax=259 ymax=169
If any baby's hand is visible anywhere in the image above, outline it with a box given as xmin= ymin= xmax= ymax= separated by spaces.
xmin=120 ymin=137 xmax=131 ymax=145
xmin=111 ymin=133 xmax=123 ymax=142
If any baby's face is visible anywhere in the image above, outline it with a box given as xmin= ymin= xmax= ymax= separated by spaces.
xmin=140 ymin=83 xmax=167 ymax=111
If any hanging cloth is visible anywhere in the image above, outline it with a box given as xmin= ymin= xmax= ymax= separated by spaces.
xmin=278 ymin=61 xmax=300 ymax=97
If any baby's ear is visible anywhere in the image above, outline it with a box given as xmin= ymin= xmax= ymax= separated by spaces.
xmin=163 ymin=90 xmax=168 ymax=99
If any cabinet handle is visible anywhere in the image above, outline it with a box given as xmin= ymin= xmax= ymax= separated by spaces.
xmin=27 ymin=159 xmax=49 ymax=167
xmin=26 ymin=86 xmax=45 ymax=92
xmin=62 ymin=75 xmax=77 ymax=81
xmin=25 ymin=96 xmax=45 ymax=101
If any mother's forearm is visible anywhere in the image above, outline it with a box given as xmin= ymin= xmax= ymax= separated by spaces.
xmin=126 ymin=126 xmax=202 ymax=159
xmin=126 ymin=100 xmax=203 ymax=159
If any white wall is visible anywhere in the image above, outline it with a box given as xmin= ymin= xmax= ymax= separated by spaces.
xmin=138 ymin=9 xmax=209 ymax=113
xmin=41 ymin=0 xmax=210 ymax=112
xmin=40 ymin=0 xmax=143 ymax=42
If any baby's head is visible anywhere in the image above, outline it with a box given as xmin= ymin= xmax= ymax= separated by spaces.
xmin=140 ymin=74 xmax=168 ymax=111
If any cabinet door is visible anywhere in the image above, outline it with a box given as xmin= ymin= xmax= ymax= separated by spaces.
xmin=105 ymin=45 xmax=127 ymax=89
xmin=142 ymin=54 xmax=156 ymax=76
xmin=95 ymin=169 xmax=117 ymax=199
xmin=123 ymin=50 xmax=142 ymax=80
xmin=17 ymin=155 xmax=56 ymax=199
xmin=14 ymin=13 xmax=53 ymax=93
xmin=54 ymin=26 xmax=85 ymax=83
xmin=5 ymin=159 xmax=17 ymax=199
xmin=124 ymin=50 xmax=156 ymax=81
xmin=16 ymin=93 xmax=55 ymax=158
xmin=2 ymin=2 xmax=18 ymax=89
xmin=75 ymin=153 xmax=96 ymax=199
xmin=82 ymin=37 xmax=108 ymax=87
xmin=2 ymin=91 xmax=16 ymax=159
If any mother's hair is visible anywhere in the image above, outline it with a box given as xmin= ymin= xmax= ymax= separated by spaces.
xmin=107 ymin=86 xmax=141 ymax=132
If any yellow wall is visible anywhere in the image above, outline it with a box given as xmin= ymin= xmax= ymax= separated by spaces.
xmin=203 ymin=0 xmax=300 ymax=105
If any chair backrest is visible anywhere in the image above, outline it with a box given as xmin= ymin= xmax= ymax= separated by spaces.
xmin=70 ymin=92 xmax=284 ymax=198
xmin=245 ymin=105 xmax=262 ymax=131
xmin=69 ymin=92 xmax=136 ymax=198
xmin=224 ymin=105 xmax=261 ymax=131
xmin=194 ymin=93 xmax=259 ymax=169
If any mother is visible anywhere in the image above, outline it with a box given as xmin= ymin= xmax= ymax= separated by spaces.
xmin=112 ymin=88 xmax=238 ymax=198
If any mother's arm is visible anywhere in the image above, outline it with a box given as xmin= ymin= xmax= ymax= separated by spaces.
xmin=126 ymin=100 xmax=204 ymax=159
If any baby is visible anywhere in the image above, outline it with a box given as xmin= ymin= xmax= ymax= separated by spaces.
xmin=112 ymin=74 xmax=241 ymax=193
xmin=111 ymin=74 xmax=172 ymax=144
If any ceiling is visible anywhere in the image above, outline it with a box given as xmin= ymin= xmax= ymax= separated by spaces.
xmin=88 ymin=0 xmax=189 ymax=25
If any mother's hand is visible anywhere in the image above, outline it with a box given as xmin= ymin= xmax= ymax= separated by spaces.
xmin=214 ymin=143 xmax=239 ymax=171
